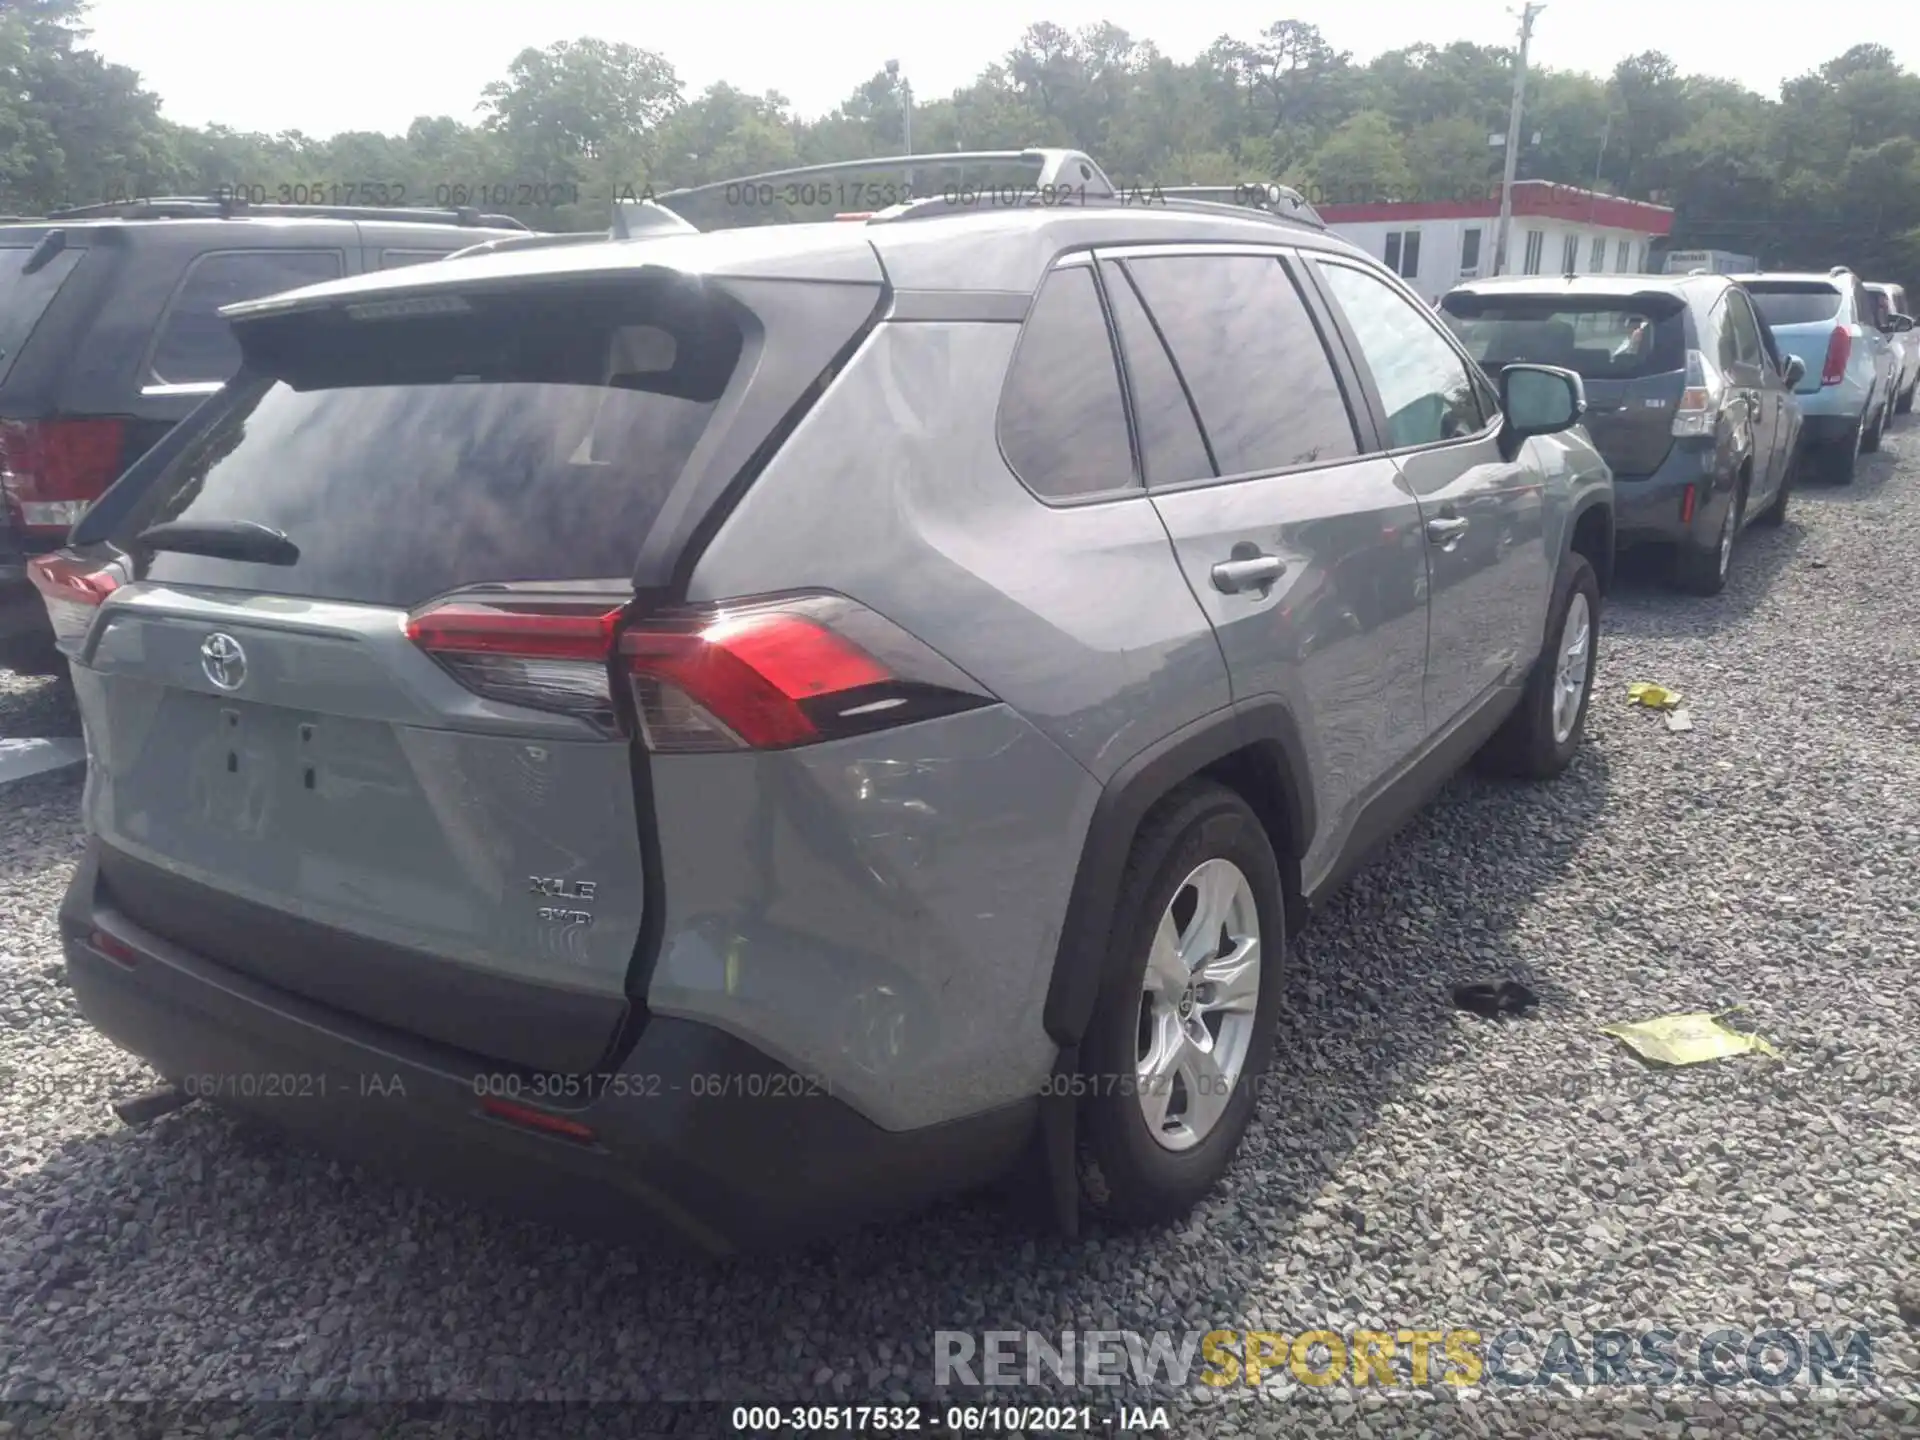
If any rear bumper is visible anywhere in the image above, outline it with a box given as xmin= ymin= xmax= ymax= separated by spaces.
xmin=1794 ymin=383 xmax=1870 ymax=426
xmin=1613 ymin=447 xmax=1721 ymax=548
xmin=1801 ymin=412 xmax=1862 ymax=447
xmin=59 ymin=845 xmax=1036 ymax=1255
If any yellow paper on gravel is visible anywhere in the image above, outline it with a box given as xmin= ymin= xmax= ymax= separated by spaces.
xmin=1627 ymin=683 xmax=1682 ymax=710
xmin=1601 ymin=1012 xmax=1779 ymax=1065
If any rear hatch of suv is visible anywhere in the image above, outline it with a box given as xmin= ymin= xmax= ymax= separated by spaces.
xmin=1743 ymin=281 xmax=1843 ymax=395
xmin=1441 ymin=288 xmax=1689 ymax=478
xmin=52 ymin=249 xmax=885 ymax=1075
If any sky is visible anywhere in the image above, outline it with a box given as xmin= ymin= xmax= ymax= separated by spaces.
xmin=80 ymin=0 xmax=1918 ymax=139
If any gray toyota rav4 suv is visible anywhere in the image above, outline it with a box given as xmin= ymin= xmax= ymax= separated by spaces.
xmin=37 ymin=150 xmax=1614 ymax=1253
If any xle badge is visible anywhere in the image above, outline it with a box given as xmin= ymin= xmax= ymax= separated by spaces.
xmin=530 ymin=876 xmax=596 ymax=929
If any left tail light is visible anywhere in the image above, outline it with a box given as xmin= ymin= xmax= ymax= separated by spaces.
xmin=0 ymin=419 xmax=128 ymax=538
xmin=405 ymin=588 xmax=994 ymax=751
xmin=27 ymin=552 xmax=122 ymax=650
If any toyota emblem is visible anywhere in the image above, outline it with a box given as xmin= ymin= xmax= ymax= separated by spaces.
xmin=200 ymin=632 xmax=247 ymax=691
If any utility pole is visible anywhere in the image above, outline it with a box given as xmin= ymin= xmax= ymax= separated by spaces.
xmin=1493 ymin=3 xmax=1545 ymax=276
xmin=885 ymin=59 xmax=913 ymax=193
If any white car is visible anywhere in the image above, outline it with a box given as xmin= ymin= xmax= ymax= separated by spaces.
xmin=1866 ymin=282 xmax=1920 ymax=417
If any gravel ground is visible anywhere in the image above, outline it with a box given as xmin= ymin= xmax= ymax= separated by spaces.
xmin=3 ymin=436 xmax=1920 ymax=1438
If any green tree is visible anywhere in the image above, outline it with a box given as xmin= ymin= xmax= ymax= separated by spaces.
xmin=480 ymin=38 xmax=683 ymax=188
xmin=1303 ymin=109 xmax=1414 ymax=204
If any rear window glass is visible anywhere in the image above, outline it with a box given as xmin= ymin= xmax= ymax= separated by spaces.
xmin=1744 ymin=284 xmax=1842 ymax=328
xmin=117 ymin=279 xmax=742 ymax=609
xmin=147 ymin=249 xmax=346 ymax=386
xmin=0 ymin=243 xmax=87 ymax=388
xmin=1440 ymin=298 xmax=1685 ymax=381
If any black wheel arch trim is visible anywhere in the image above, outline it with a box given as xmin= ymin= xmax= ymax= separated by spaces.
xmin=1041 ymin=697 xmax=1314 ymax=1051
xmin=1563 ymin=490 xmax=1615 ymax=593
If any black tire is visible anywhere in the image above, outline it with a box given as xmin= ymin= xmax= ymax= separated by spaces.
xmin=1861 ymin=397 xmax=1884 ymax=453
xmin=1828 ymin=421 xmax=1862 ymax=484
xmin=1673 ymin=488 xmax=1739 ymax=596
xmin=1756 ymin=446 xmax=1796 ymax=528
xmin=1075 ymin=781 xmax=1284 ymax=1228
xmin=1476 ymin=552 xmax=1600 ymax=780
xmin=0 ymin=633 xmax=65 ymax=679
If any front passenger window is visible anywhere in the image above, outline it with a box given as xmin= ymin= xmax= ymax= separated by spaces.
xmin=1316 ymin=262 xmax=1486 ymax=450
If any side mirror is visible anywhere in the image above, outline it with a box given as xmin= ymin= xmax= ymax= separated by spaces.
xmin=1782 ymin=355 xmax=1807 ymax=387
xmin=1499 ymin=363 xmax=1585 ymax=447
xmin=1887 ymin=313 xmax=1915 ymax=333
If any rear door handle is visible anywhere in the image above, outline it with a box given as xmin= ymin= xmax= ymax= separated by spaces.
xmin=1210 ymin=553 xmax=1287 ymax=594
xmin=1426 ymin=516 xmax=1470 ymax=546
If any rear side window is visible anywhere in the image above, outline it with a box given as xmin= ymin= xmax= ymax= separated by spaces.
xmin=998 ymin=265 xmax=1135 ymax=499
xmin=1122 ymin=254 xmax=1357 ymax=475
xmin=0 ymin=243 xmax=87 ymax=388
xmin=381 ymin=249 xmax=448 ymax=269
xmin=147 ymin=249 xmax=345 ymax=386
xmin=1441 ymin=296 xmax=1686 ymax=381
xmin=1745 ymin=284 xmax=1841 ymax=328
xmin=118 ymin=278 xmax=741 ymax=609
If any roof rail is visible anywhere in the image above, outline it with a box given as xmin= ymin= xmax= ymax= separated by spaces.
xmin=41 ymin=195 xmax=530 ymax=230
xmin=653 ymin=148 xmax=1119 ymax=220
xmin=1157 ymin=183 xmax=1325 ymax=227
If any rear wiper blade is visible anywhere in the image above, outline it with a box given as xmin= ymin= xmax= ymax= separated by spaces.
xmin=134 ymin=519 xmax=299 ymax=565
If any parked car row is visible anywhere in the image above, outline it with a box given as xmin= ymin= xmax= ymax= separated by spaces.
xmin=6 ymin=155 xmax=1908 ymax=1250
xmin=1437 ymin=263 xmax=1913 ymax=593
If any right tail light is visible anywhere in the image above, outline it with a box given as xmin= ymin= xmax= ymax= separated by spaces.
xmin=1671 ymin=349 xmax=1724 ymax=438
xmin=0 ymin=418 xmax=129 ymax=538
xmin=1821 ymin=326 xmax=1852 ymax=386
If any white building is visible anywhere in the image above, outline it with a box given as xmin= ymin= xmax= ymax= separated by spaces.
xmin=1319 ymin=182 xmax=1676 ymax=303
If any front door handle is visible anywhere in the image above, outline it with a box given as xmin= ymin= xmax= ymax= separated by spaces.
xmin=1426 ymin=516 xmax=1470 ymax=547
xmin=1210 ymin=553 xmax=1287 ymax=595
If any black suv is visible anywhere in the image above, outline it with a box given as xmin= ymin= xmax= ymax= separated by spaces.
xmin=0 ymin=198 xmax=527 ymax=672
xmin=1440 ymin=273 xmax=1805 ymax=596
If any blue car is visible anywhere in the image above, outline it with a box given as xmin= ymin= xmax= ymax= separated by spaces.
xmin=1735 ymin=268 xmax=1907 ymax=483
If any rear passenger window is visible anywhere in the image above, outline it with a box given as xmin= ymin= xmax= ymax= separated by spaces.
xmin=1316 ymin=261 xmax=1486 ymax=449
xmin=1100 ymin=261 xmax=1214 ymax=486
xmin=1716 ymin=302 xmax=1742 ymax=372
xmin=148 ymin=250 xmax=344 ymax=385
xmin=998 ymin=265 xmax=1135 ymax=499
xmin=381 ymin=250 xmax=448 ymax=269
xmin=1726 ymin=294 xmax=1765 ymax=369
xmin=1122 ymin=254 xmax=1357 ymax=475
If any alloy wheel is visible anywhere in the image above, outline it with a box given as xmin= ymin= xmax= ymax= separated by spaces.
xmin=1136 ymin=858 xmax=1262 ymax=1152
